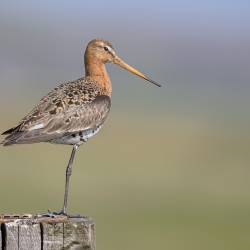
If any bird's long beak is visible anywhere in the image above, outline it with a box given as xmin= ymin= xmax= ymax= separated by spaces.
xmin=113 ymin=56 xmax=161 ymax=87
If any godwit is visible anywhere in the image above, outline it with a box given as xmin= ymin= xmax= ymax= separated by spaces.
xmin=1 ymin=38 xmax=161 ymax=216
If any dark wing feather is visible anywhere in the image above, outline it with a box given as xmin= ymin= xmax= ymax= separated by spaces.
xmin=1 ymin=127 xmax=18 ymax=135
xmin=1 ymin=78 xmax=111 ymax=146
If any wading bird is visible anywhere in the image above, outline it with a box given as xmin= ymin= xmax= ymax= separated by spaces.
xmin=1 ymin=38 xmax=160 ymax=216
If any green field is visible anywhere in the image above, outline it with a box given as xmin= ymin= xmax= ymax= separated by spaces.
xmin=1 ymin=110 xmax=250 ymax=249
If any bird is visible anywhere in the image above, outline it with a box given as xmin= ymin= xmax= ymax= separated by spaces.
xmin=1 ymin=38 xmax=161 ymax=216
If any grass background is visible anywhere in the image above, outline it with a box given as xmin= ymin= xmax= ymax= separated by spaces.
xmin=1 ymin=1 xmax=250 ymax=249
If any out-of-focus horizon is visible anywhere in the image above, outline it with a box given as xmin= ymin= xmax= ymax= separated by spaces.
xmin=1 ymin=1 xmax=250 ymax=249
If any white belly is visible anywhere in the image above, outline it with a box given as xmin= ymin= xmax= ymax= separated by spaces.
xmin=50 ymin=124 xmax=103 ymax=146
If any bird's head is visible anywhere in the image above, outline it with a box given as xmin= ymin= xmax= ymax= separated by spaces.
xmin=85 ymin=38 xmax=161 ymax=87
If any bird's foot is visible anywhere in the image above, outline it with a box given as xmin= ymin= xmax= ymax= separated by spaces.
xmin=41 ymin=210 xmax=65 ymax=218
xmin=43 ymin=209 xmax=85 ymax=219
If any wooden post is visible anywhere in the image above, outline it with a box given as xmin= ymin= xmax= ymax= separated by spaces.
xmin=0 ymin=214 xmax=95 ymax=250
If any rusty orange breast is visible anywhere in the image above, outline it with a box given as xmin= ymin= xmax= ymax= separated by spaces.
xmin=84 ymin=52 xmax=112 ymax=97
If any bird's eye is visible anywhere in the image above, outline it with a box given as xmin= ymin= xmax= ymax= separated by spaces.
xmin=104 ymin=46 xmax=109 ymax=52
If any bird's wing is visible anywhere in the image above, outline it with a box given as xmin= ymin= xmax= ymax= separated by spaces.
xmin=1 ymin=78 xmax=111 ymax=145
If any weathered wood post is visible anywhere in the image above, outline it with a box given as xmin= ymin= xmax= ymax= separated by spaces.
xmin=0 ymin=214 xmax=95 ymax=250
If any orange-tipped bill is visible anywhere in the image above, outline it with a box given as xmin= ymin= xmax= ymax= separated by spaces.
xmin=113 ymin=56 xmax=161 ymax=87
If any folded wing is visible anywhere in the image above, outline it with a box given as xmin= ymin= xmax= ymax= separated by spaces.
xmin=1 ymin=79 xmax=111 ymax=146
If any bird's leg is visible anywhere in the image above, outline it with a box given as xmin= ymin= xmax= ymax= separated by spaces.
xmin=57 ymin=144 xmax=78 ymax=215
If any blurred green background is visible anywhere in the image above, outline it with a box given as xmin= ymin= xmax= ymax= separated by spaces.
xmin=1 ymin=1 xmax=250 ymax=249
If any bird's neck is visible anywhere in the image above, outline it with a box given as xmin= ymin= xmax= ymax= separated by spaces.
xmin=85 ymin=58 xmax=112 ymax=97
